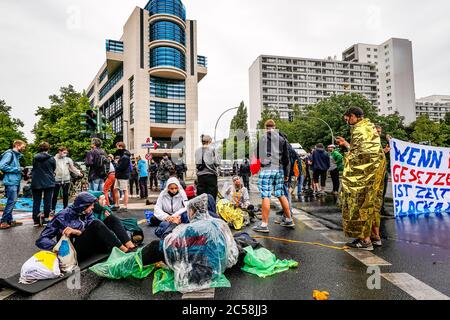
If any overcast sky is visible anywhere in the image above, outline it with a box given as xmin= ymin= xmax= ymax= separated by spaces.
xmin=1 ymin=0 xmax=449 ymax=143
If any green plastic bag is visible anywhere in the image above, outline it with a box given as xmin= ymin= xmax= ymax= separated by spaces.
xmin=241 ymin=247 xmax=298 ymax=278
xmin=90 ymin=247 xmax=154 ymax=280
xmin=152 ymin=268 xmax=176 ymax=294
xmin=152 ymin=269 xmax=232 ymax=294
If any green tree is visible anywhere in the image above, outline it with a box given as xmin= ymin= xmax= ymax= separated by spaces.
xmin=224 ymin=102 xmax=251 ymax=160
xmin=32 ymin=85 xmax=115 ymax=161
xmin=409 ymin=115 xmax=450 ymax=147
xmin=229 ymin=101 xmax=248 ymax=133
xmin=257 ymin=93 xmax=410 ymax=152
xmin=0 ymin=99 xmax=32 ymax=165
xmin=257 ymin=107 xmax=281 ymax=130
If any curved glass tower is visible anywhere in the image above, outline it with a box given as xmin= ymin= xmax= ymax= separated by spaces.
xmin=86 ymin=0 xmax=207 ymax=178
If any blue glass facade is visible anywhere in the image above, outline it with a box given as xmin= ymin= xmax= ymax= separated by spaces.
xmin=150 ymin=101 xmax=186 ymax=124
xmin=150 ymin=47 xmax=186 ymax=71
xmin=106 ymin=40 xmax=124 ymax=53
xmin=150 ymin=21 xmax=185 ymax=46
xmin=150 ymin=76 xmax=185 ymax=100
xmin=145 ymin=0 xmax=186 ymax=21
xmin=99 ymin=67 xmax=123 ymax=100
xmin=197 ymin=55 xmax=207 ymax=67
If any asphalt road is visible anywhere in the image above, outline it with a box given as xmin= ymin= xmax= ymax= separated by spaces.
xmin=1 ymin=177 xmax=449 ymax=300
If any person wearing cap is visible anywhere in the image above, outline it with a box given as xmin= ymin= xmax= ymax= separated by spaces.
xmin=36 ymin=192 xmax=134 ymax=262
xmin=328 ymin=145 xmax=344 ymax=195
xmin=195 ymin=134 xmax=220 ymax=200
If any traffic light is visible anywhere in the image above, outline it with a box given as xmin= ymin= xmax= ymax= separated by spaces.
xmin=80 ymin=109 xmax=97 ymax=136
xmin=99 ymin=113 xmax=108 ymax=132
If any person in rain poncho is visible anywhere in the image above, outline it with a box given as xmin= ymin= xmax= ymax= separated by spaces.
xmin=141 ymin=194 xmax=239 ymax=293
xmin=152 ymin=177 xmax=189 ymax=238
xmin=217 ymin=176 xmax=255 ymax=230
xmin=336 ymin=107 xmax=386 ymax=251
xmin=36 ymin=192 xmax=135 ymax=262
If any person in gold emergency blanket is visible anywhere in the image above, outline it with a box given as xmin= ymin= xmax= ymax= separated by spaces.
xmin=336 ymin=107 xmax=386 ymax=251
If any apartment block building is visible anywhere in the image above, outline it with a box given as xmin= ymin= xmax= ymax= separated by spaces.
xmin=86 ymin=0 xmax=207 ymax=174
xmin=249 ymin=38 xmax=416 ymax=129
xmin=343 ymin=38 xmax=416 ymax=124
xmin=416 ymin=95 xmax=450 ymax=122
xmin=249 ymin=56 xmax=378 ymax=130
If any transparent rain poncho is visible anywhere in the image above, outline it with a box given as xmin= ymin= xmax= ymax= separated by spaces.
xmin=162 ymin=194 xmax=239 ymax=293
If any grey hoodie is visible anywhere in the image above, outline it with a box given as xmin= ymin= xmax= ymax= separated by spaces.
xmin=154 ymin=177 xmax=189 ymax=221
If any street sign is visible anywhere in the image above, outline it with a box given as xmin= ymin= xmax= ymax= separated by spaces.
xmin=141 ymin=143 xmax=153 ymax=149
xmin=145 ymin=154 xmax=152 ymax=161
xmin=145 ymin=137 xmax=153 ymax=144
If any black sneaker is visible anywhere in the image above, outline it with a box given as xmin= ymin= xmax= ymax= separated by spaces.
xmin=111 ymin=206 xmax=120 ymax=212
xmin=276 ymin=210 xmax=284 ymax=216
xmin=346 ymin=239 xmax=374 ymax=251
xmin=252 ymin=224 xmax=270 ymax=233
xmin=280 ymin=220 xmax=296 ymax=228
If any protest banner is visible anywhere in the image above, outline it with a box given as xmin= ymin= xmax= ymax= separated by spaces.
xmin=390 ymin=139 xmax=450 ymax=217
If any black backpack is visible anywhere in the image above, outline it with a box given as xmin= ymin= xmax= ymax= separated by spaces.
xmin=96 ymin=152 xmax=110 ymax=179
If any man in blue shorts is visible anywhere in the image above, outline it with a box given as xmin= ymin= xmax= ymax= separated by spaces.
xmin=253 ymin=119 xmax=295 ymax=233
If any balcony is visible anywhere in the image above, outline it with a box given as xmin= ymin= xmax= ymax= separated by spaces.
xmin=197 ymin=55 xmax=208 ymax=82
xmin=106 ymin=40 xmax=124 ymax=53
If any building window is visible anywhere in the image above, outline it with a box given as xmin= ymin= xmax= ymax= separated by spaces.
xmin=99 ymin=67 xmax=123 ymax=100
xmin=106 ymin=40 xmax=124 ymax=53
xmin=129 ymin=76 xmax=134 ymax=100
xmin=149 ymin=21 xmax=186 ymax=45
xmin=150 ymin=76 xmax=186 ymax=100
xmin=99 ymin=68 xmax=108 ymax=84
xmin=150 ymin=47 xmax=186 ymax=71
xmin=87 ymin=86 xmax=94 ymax=98
xmin=145 ymin=0 xmax=186 ymax=21
xmin=130 ymin=103 xmax=134 ymax=125
xmin=150 ymin=101 xmax=186 ymax=124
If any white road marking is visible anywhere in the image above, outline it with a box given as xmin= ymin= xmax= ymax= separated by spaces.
xmin=0 ymin=288 xmax=16 ymax=300
xmin=347 ymin=249 xmax=392 ymax=267
xmin=182 ymin=288 xmax=215 ymax=300
xmin=382 ymin=273 xmax=450 ymax=300
xmin=302 ymin=220 xmax=329 ymax=231
xmin=321 ymin=232 xmax=350 ymax=244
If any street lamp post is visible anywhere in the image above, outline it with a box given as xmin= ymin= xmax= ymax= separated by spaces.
xmin=214 ymin=107 xmax=240 ymax=143
xmin=298 ymin=116 xmax=335 ymax=146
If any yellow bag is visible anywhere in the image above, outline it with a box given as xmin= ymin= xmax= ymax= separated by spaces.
xmin=216 ymin=199 xmax=246 ymax=230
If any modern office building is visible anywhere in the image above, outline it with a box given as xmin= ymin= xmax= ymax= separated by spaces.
xmin=416 ymin=95 xmax=450 ymax=122
xmin=249 ymin=38 xmax=416 ymax=129
xmin=343 ymin=38 xmax=416 ymax=124
xmin=86 ymin=0 xmax=207 ymax=175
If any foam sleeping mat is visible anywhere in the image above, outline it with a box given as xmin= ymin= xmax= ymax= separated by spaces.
xmin=0 ymin=253 xmax=109 ymax=295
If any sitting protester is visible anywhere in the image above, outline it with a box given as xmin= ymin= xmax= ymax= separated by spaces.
xmin=141 ymin=194 xmax=239 ymax=293
xmin=217 ymin=177 xmax=254 ymax=230
xmin=36 ymin=192 xmax=133 ymax=262
xmin=88 ymin=191 xmax=136 ymax=250
xmin=152 ymin=177 xmax=189 ymax=238
xmin=224 ymin=176 xmax=254 ymax=212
